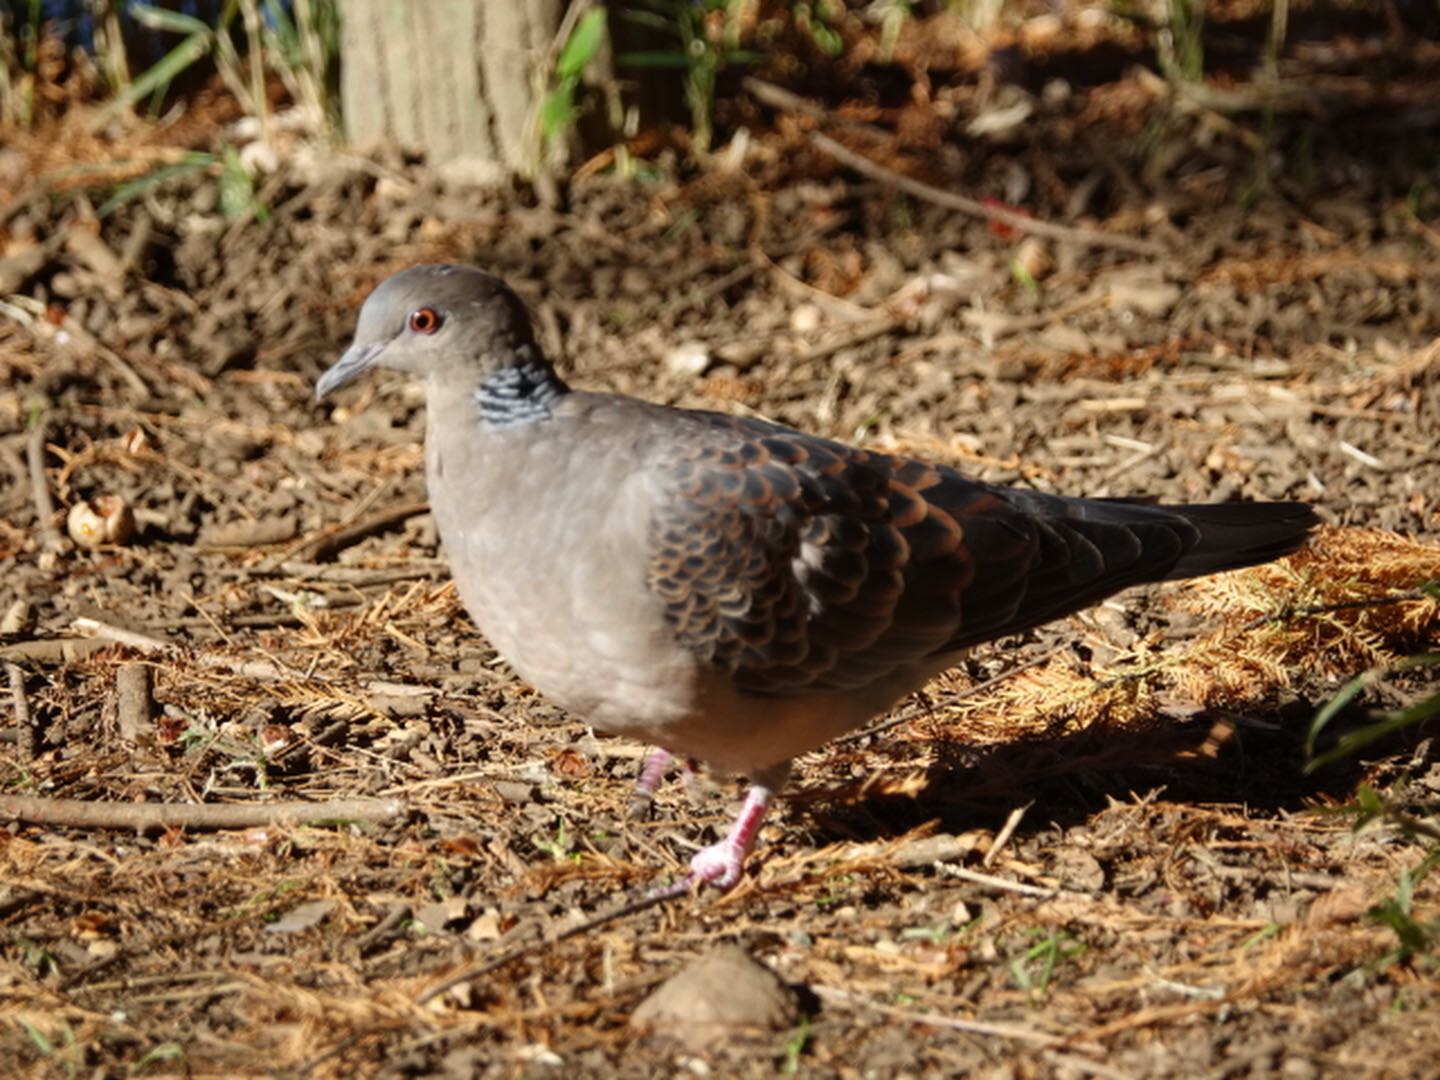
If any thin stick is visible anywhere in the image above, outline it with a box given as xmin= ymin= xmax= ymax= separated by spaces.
xmin=0 ymin=794 xmax=406 ymax=831
xmin=414 ymin=887 xmax=677 ymax=1006
xmin=665 ymin=259 xmax=763 ymax=317
xmin=1096 ymin=440 xmax=1168 ymax=489
xmin=26 ymin=415 xmax=63 ymax=554
xmin=305 ymin=499 xmax=431 ymax=563
xmin=794 ymin=315 xmax=904 ymax=363
xmin=276 ymin=561 xmax=447 ymax=585
xmin=0 ymin=639 xmax=108 ymax=664
xmin=983 ymin=801 xmax=1032 ymax=868
xmin=49 ymin=310 xmax=152 ymax=398
xmin=1070 ymin=998 xmax=1230 ymax=1042
xmin=259 ymin=499 xmax=430 ymax=571
xmin=813 ymin=984 xmax=1069 ymax=1046
xmin=71 ymin=616 xmax=291 ymax=681
xmin=934 ymin=862 xmax=1057 ymax=897
xmin=115 ymin=662 xmax=153 ymax=743
xmin=744 ymin=77 xmax=889 ymax=137
xmin=7 ymin=663 xmax=33 ymax=761
xmin=809 ymin=131 xmax=1167 ymax=257
xmin=1239 ymin=588 xmax=1438 ymax=631
xmin=2 ymin=603 xmax=33 ymax=758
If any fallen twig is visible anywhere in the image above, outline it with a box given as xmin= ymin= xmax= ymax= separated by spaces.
xmin=813 ymin=984 xmax=1071 ymax=1046
xmin=744 ymin=76 xmax=890 ymax=137
xmin=413 ymin=887 xmax=676 ymax=1007
xmin=984 ymin=801 xmax=1032 ymax=868
xmin=6 ymin=663 xmax=33 ymax=761
xmin=0 ymin=794 xmax=406 ymax=831
xmin=276 ymin=560 xmax=448 ymax=585
xmin=0 ymin=638 xmax=111 ymax=664
xmin=308 ymin=498 xmax=431 ymax=561
xmin=664 ymin=258 xmax=763 ymax=318
xmin=260 ymin=499 xmax=430 ymax=570
xmin=809 ymin=131 xmax=1168 ymax=257
xmin=9 ymin=291 xmax=152 ymax=398
xmin=934 ymin=862 xmax=1058 ymax=897
xmin=115 ymin=661 xmax=153 ymax=742
xmin=71 ymin=616 xmax=293 ymax=681
xmin=1238 ymin=586 xmax=1440 ymax=632
xmin=794 ymin=314 xmax=904 ymax=364
xmin=2 ymin=601 xmax=34 ymax=759
xmin=26 ymin=414 xmax=64 ymax=555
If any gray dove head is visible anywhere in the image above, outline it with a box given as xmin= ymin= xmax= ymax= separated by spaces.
xmin=316 ymin=264 xmax=543 ymax=400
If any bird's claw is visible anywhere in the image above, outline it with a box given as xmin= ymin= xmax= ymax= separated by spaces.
xmin=688 ymin=839 xmax=748 ymax=891
xmin=647 ymin=782 xmax=775 ymax=898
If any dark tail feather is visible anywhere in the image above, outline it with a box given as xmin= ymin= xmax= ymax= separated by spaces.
xmin=1161 ymin=502 xmax=1320 ymax=580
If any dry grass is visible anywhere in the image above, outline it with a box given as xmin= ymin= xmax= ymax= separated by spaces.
xmin=928 ymin=527 xmax=1440 ymax=743
xmin=5 ymin=517 xmax=1435 ymax=1075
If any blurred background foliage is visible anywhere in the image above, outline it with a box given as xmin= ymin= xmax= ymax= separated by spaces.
xmin=2 ymin=0 xmax=1434 ymax=165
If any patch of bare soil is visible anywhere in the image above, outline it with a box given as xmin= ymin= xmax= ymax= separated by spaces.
xmin=1 ymin=69 xmax=1438 ymax=1077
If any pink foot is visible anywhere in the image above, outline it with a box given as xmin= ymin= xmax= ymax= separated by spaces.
xmin=684 ymin=784 xmax=774 ymax=891
xmin=688 ymin=840 xmax=749 ymax=890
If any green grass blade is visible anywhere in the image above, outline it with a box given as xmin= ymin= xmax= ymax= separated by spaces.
xmin=539 ymin=82 xmax=577 ymax=144
xmin=128 ymin=2 xmax=213 ymax=36
xmin=617 ymin=10 xmax=678 ymax=35
xmin=557 ymin=8 xmax=607 ymax=81
xmin=262 ymin=0 xmax=301 ymax=51
xmin=617 ymin=51 xmax=691 ymax=69
xmin=1306 ymin=669 xmax=1373 ymax=759
xmin=97 ymin=154 xmax=216 ymax=219
xmin=90 ymin=32 xmax=213 ymax=129
xmin=1307 ymin=653 xmax=1440 ymax=772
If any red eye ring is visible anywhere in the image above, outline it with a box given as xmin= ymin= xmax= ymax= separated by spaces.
xmin=408 ymin=307 xmax=442 ymax=334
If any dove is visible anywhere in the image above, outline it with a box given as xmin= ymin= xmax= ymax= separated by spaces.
xmin=316 ymin=264 xmax=1318 ymax=891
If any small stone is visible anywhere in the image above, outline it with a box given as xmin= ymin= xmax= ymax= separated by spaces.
xmin=789 ymin=304 xmax=822 ymax=333
xmin=414 ymin=897 xmax=468 ymax=935
xmin=492 ymin=780 xmax=537 ymax=805
xmin=631 ymin=945 xmax=800 ymax=1051
xmin=665 ymin=342 xmax=711 ymax=378
xmin=1051 ymin=848 xmax=1105 ymax=892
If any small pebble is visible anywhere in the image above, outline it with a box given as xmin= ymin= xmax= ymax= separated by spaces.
xmin=631 ymin=945 xmax=800 ymax=1052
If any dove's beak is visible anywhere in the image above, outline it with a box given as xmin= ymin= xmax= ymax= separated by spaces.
xmin=316 ymin=342 xmax=384 ymax=401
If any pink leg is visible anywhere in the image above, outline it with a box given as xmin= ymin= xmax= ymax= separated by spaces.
xmin=633 ymin=748 xmax=673 ymax=804
xmin=685 ymin=783 xmax=774 ymax=890
xmin=631 ymin=749 xmax=702 ymax=816
xmin=644 ymin=762 xmax=791 ymax=896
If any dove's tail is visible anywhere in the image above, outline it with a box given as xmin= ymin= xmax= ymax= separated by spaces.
xmin=1158 ymin=502 xmax=1320 ymax=580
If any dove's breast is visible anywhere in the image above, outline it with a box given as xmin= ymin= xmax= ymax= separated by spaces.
xmin=425 ymin=392 xmax=702 ymax=736
xmin=420 ymin=388 xmax=936 ymax=776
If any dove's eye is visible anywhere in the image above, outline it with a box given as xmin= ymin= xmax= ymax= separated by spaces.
xmin=408 ymin=307 xmax=443 ymax=334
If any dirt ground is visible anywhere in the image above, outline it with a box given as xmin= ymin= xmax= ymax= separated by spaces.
xmin=2 ymin=52 xmax=1440 ymax=1079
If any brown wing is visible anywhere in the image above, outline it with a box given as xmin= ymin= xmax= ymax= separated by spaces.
xmin=644 ymin=411 xmax=1314 ymax=695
